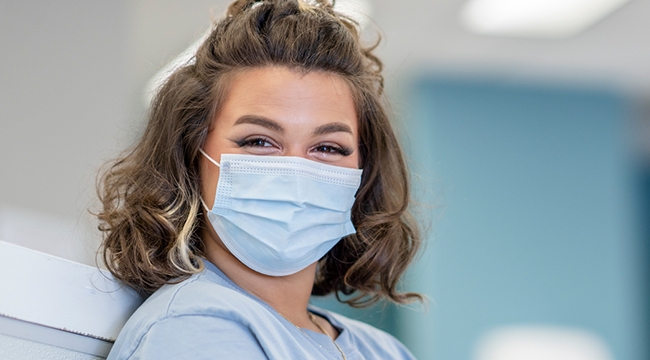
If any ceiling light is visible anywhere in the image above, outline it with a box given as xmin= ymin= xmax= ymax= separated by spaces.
xmin=460 ymin=0 xmax=631 ymax=38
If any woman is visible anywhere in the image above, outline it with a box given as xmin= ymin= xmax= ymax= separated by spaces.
xmin=98 ymin=0 xmax=422 ymax=359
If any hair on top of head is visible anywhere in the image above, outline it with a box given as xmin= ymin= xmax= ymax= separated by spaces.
xmin=228 ymin=0 xmax=334 ymax=17
xmin=96 ymin=0 xmax=422 ymax=307
xmin=202 ymin=0 xmax=382 ymax=92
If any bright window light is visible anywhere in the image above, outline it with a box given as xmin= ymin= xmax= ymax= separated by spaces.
xmin=460 ymin=0 xmax=631 ymax=38
xmin=475 ymin=326 xmax=614 ymax=360
xmin=335 ymin=0 xmax=372 ymax=30
xmin=144 ymin=32 xmax=209 ymax=106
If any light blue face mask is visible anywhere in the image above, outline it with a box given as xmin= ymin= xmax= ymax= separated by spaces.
xmin=199 ymin=150 xmax=363 ymax=276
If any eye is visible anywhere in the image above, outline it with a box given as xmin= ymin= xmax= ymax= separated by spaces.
xmin=312 ymin=143 xmax=352 ymax=156
xmin=237 ymin=136 xmax=274 ymax=148
xmin=234 ymin=136 xmax=281 ymax=155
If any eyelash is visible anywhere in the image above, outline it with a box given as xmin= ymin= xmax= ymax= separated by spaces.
xmin=313 ymin=144 xmax=352 ymax=156
xmin=236 ymin=137 xmax=273 ymax=148
xmin=236 ymin=136 xmax=352 ymax=156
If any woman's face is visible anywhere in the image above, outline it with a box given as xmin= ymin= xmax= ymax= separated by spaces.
xmin=200 ymin=66 xmax=360 ymax=209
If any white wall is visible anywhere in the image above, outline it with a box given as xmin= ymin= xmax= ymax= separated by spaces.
xmin=0 ymin=1 xmax=130 ymax=264
xmin=0 ymin=0 xmax=224 ymax=265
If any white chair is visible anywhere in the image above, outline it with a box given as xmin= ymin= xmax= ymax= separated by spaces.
xmin=0 ymin=240 xmax=142 ymax=359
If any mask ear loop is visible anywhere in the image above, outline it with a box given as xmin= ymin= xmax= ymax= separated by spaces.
xmin=199 ymin=197 xmax=210 ymax=212
xmin=198 ymin=148 xmax=221 ymax=212
xmin=199 ymin=148 xmax=221 ymax=167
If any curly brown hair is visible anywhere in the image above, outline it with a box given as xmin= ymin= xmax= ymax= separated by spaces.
xmin=96 ymin=0 xmax=422 ymax=306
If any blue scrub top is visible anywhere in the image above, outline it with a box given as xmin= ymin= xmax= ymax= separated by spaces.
xmin=107 ymin=259 xmax=416 ymax=360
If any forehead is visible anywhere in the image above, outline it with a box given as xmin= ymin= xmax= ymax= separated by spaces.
xmin=216 ymin=66 xmax=358 ymax=131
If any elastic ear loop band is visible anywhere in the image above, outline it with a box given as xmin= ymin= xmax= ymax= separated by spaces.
xmin=199 ymin=148 xmax=220 ymax=211
xmin=199 ymin=148 xmax=221 ymax=167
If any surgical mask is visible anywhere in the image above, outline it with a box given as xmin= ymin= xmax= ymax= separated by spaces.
xmin=199 ymin=149 xmax=363 ymax=276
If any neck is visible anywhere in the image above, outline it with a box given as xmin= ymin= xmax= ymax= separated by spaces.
xmin=201 ymin=227 xmax=317 ymax=329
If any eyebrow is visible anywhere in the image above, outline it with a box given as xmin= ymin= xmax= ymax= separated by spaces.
xmin=234 ymin=115 xmax=353 ymax=136
xmin=312 ymin=122 xmax=353 ymax=136
xmin=234 ymin=115 xmax=284 ymax=133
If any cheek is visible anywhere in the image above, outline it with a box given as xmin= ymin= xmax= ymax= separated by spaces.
xmin=199 ymin=157 xmax=220 ymax=208
xmin=354 ymin=137 xmax=362 ymax=169
xmin=341 ymin=150 xmax=361 ymax=170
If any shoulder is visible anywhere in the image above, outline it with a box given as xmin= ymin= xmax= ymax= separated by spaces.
xmin=324 ymin=309 xmax=417 ymax=360
xmin=107 ymin=269 xmax=268 ymax=360
xmin=129 ymin=267 xmax=264 ymax=326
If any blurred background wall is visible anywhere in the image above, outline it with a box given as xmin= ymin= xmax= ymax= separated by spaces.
xmin=400 ymin=79 xmax=646 ymax=360
xmin=1 ymin=0 xmax=648 ymax=359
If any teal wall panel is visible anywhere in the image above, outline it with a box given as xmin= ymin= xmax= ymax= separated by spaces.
xmin=399 ymin=79 xmax=646 ymax=360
